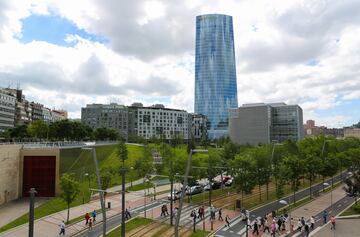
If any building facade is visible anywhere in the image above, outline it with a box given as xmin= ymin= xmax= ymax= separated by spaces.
xmin=194 ymin=14 xmax=238 ymax=139
xmin=51 ymin=109 xmax=68 ymax=122
xmin=135 ymin=104 xmax=189 ymax=140
xmin=30 ymin=102 xmax=43 ymax=121
xmin=190 ymin=113 xmax=208 ymax=140
xmin=344 ymin=128 xmax=360 ymax=139
xmin=229 ymin=103 xmax=304 ymax=145
xmin=81 ymin=103 xmax=128 ymax=139
xmin=0 ymin=89 xmax=16 ymax=133
xmin=304 ymin=120 xmax=344 ymax=138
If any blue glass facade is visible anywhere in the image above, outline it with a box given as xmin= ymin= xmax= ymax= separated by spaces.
xmin=194 ymin=14 xmax=238 ymax=139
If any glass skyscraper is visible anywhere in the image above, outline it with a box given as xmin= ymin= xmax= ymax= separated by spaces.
xmin=194 ymin=14 xmax=238 ymax=139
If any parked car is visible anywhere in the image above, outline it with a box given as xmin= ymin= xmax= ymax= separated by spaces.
xmin=222 ymin=176 xmax=232 ymax=184
xmin=204 ymin=181 xmax=222 ymax=191
xmin=225 ymin=178 xmax=233 ymax=186
xmin=167 ymin=190 xmax=182 ymax=200
xmin=186 ymin=185 xmax=203 ymax=195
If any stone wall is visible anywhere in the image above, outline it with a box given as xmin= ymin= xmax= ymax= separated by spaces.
xmin=0 ymin=145 xmax=22 ymax=205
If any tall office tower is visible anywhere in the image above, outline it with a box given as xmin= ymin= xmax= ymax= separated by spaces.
xmin=194 ymin=14 xmax=238 ymax=139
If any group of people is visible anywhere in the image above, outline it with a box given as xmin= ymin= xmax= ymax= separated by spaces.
xmin=84 ymin=210 xmax=97 ymax=230
xmin=189 ymin=205 xmax=231 ymax=227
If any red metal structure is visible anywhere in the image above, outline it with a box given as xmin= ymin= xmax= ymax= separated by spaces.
xmin=22 ymin=156 xmax=56 ymax=197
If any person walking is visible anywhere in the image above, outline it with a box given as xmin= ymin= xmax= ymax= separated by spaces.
xmin=297 ymin=219 xmax=302 ymax=232
xmin=59 ymin=221 xmax=66 ymax=236
xmin=218 ymin=208 xmax=223 ymax=221
xmin=323 ymin=210 xmax=328 ymax=224
xmin=91 ymin=210 xmax=96 ymax=222
xmin=252 ymin=220 xmax=259 ymax=235
xmin=330 ymin=216 xmax=336 ymax=230
xmin=160 ymin=205 xmax=166 ymax=217
xmin=125 ymin=208 xmax=132 ymax=219
xmin=264 ymin=218 xmax=270 ymax=233
xmin=85 ymin=212 xmax=90 ymax=225
xmin=271 ymin=222 xmax=276 ymax=237
xmin=164 ymin=205 xmax=169 ymax=216
xmin=89 ymin=218 xmax=93 ymax=230
xmin=225 ymin=214 xmax=231 ymax=227
xmin=310 ymin=216 xmax=315 ymax=230
xmin=304 ymin=222 xmax=310 ymax=237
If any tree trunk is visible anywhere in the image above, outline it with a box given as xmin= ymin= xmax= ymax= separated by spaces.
xmin=266 ymin=182 xmax=269 ymax=200
xmin=67 ymin=203 xmax=70 ymax=223
xmin=241 ymin=190 xmax=244 ymax=208
xmin=259 ymin=184 xmax=262 ymax=201
xmin=322 ymin=176 xmax=325 ymax=192
xmin=309 ymin=178 xmax=312 ymax=199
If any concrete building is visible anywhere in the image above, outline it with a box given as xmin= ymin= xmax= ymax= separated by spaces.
xmin=30 ymin=102 xmax=43 ymax=121
xmin=344 ymin=128 xmax=360 ymax=139
xmin=81 ymin=103 xmax=128 ymax=139
xmin=0 ymin=89 xmax=16 ymax=133
xmin=194 ymin=14 xmax=238 ymax=139
xmin=42 ymin=107 xmax=53 ymax=123
xmin=304 ymin=120 xmax=344 ymax=138
xmin=190 ymin=113 xmax=208 ymax=140
xmin=229 ymin=103 xmax=304 ymax=145
xmin=51 ymin=109 xmax=68 ymax=122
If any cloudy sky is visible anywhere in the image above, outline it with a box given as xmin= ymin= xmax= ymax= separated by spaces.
xmin=0 ymin=0 xmax=359 ymax=127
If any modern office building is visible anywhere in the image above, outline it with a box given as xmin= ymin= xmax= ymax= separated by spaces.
xmin=0 ymin=89 xmax=16 ymax=133
xmin=194 ymin=14 xmax=238 ymax=139
xmin=229 ymin=103 xmax=304 ymax=145
xmin=81 ymin=103 xmax=128 ymax=139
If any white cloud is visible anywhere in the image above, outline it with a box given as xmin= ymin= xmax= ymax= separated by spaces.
xmin=0 ymin=0 xmax=359 ymax=127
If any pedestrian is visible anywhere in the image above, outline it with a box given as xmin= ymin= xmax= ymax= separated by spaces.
xmin=323 ymin=210 xmax=328 ymax=224
xmin=91 ymin=210 xmax=96 ymax=222
xmin=301 ymin=217 xmax=305 ymax=227
xmin=198 ymin=207 xmax=202 ymax=219
xmin=304 ymin=222 xmax=310 ymax=237
xmin=297 ymin=219 xmax=302 ymax=232
xmin=85 ymin=212 xmax=90 ymax=225
xmin=59 ymin=220 xmax=65 ymax=236
xmin=190 ymin=210 xmax=195 ymax=218
xmin=160 ymin=205 xmax=166 ymax=217
xmin=260 ymin=216 xmax=265 ymax=230
xmin=310 ymin=216 xmax=315 ymax=230
xmin=89 ymin=218 xmax=93 ymax=230
xmin=225 ymin=214 xmax=231 ymax=227
xmin=125 ymin=208 xmax=131 ymax=219
xmin=252 ymin=220 xmax=259 ymax=235
xmin=330 ymin=216 xmax=336 ymax=230
xmin=264 ymin=218 xmax=270 ymax=233
xmin=218 ymin=208 xmax=223 ymax=221
xmin=271 ymin=222 xmax=276 ymax=237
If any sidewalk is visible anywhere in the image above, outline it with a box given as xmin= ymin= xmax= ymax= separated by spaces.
xmin=0 ymin=183 xmax=174 ymax=237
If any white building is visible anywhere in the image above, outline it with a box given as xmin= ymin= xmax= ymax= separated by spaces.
xmin=190 ymin=113 xmax=208 ymax=140
xmin=0 ymin=89 xmax=16 ymax=133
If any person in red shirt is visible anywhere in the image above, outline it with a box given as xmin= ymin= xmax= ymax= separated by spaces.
xmin=330 ymin=216 xmax=336 ymax=230
xmin=85 ymin=213 xmax=91 ymax=225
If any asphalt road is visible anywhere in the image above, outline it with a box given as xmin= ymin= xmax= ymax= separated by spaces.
xmin=214 ymin=171 xmax=351 ymax=237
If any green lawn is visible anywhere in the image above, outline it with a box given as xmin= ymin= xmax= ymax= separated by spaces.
xmin=341 ymin=201 xmax=360 ymax=216
xmin=190 ymin=230 xmax=210 ymax=237
xmin=107 ymin=217 xmax=153 ymax=237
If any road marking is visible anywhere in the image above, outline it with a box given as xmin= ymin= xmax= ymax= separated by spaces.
xmin=344 ymin=200 xmax=348 ymax=203
xmin=315 ymin=218 xmax=321 ymax=222
xmin=337 ymin=204 xmax=342 ymax=208
xmin=229 ymin=230 xmax=234 ymax=233
xmin=222 ymin=217 xmax=242 ymax=231
xmin=237 ymin=227 xmax=246 ymax=235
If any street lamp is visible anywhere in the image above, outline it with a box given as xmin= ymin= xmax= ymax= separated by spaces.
xmin=82 ymin=147 xmax=107 ymax=237
xmin=144 ymin=177 xmax=150 ymax=218
xmin=323 ymin=181 xmax=335 ymax=237
xmin=174 ymin=149 xmax=208 ymax=237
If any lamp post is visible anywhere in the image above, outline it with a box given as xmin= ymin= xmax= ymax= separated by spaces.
xmin=175 ymin=149 xmax=208 ymax=237
xmin=279 ymin=198 xmax=292 ymax=233
xmin=323 ymin=182 xmax=335 ymax=237
xmin=82 ymin=148 xmax=107 ymax=237
xmin=144 ymin=177 xmax=149 ymax=218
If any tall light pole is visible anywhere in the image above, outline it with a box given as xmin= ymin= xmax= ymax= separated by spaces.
xmin=323 ymin=182 xmax=335 ymax=237
xmin=29 ymin=188 xmax=37 ymax=237
xmin=175 ymin=149 xmax=208 ymax=237
xmin=82 ymin=148 xmax=107 ymax=237
xmin=321 ymin=140 xmax=331 ymax=192
xmin=279 ymin=198 xmax=292 ymax=233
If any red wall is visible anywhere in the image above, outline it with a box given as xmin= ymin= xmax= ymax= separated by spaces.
xmin=22 ymin=156 xmax=56 ymax=197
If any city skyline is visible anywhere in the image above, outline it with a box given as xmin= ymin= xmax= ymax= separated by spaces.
xmin=0 ymin=1 xmax=360 ymax=127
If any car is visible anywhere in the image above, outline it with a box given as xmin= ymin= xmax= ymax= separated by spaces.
xmin=222 ymin=176 xmax=232 ymax=183
xmin=186 ymin=185 xmax=203 ymax=195
xmin=204 ymin=181 xmax=222 ymax=191
xmin=167 ymin=190 xmax=182 ymax=200
xmin=225 ymin=178 xmax=233 ymax=186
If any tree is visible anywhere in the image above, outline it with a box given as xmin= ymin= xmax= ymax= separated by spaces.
xmin=60 ymin=173 xmax=80 ymax=222
xmin=9 ymin=125 xmax=29 ymax=139
xmin=94 ymin=127 xmax=119 ymax=141
xmin=304 ymin=154 xmax=322 ymax=199
xmin=231 ymin=154 xmax=257 ymax=206
xmin=27 ymin=120 xmax=49 ymax=139
xmin=252 ymin=147 xmax=272 ymax=201
xmin=134 ymin=145 xmax=153 ymax=179
xmin=282 ymin=154 xmax=304 ymax=204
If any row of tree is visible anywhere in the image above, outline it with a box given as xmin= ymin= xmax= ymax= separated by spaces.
xmin=1 ymin=120 xmax=119 ymax=141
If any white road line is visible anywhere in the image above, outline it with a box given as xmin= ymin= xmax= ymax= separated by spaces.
xmin=237 ymin=227 xmax=246 ymax=235
xmin=222 ymin=217 xmax=242 ymax=231
xmin=229 ymin=230 xmax=234 ymax=233
xmin=337 ymin=204 xmax=342 ymax=208
xmin=344 ymin=200 xmax=348 ymax=203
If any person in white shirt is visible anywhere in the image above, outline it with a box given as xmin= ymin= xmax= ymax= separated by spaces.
xmin=310 ymin=216 xmax=315 ymax=230
xmin=59 ymin=221 xmax=65 ymax=236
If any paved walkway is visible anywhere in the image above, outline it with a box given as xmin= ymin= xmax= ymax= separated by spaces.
xmin=0 ymin=198 xmax=48 ymax=228
xmin=312 ymin=217 xmax=360 ymax=237
xmin=0 ymin=184 xmax=174 ymax=237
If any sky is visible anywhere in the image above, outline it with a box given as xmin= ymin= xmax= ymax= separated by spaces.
xmin=0 ymin=0 xmax=359 ymax=128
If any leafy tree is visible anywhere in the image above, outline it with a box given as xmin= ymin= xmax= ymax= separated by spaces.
xmin=252 ymin=147 xmax=271 ymax=200
xmin=60 ymin=173 xmax=80 ymax=222
xmin=27 ymin=120 xmax=49 ymax=139
xmin=8 ymin=125 xmax=29 ymax=139
xmin=94 ymin=127 xmax=119 ymax=141
xmin=282 ymin=154 xmax=304 ymax=204
xmin=134 ymin=145 xmax=153 ymax=179
xmin=304 ymin=154 xmax=322 ymax=199
xmin=231 ymin=154 xmax=257 ymax=205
